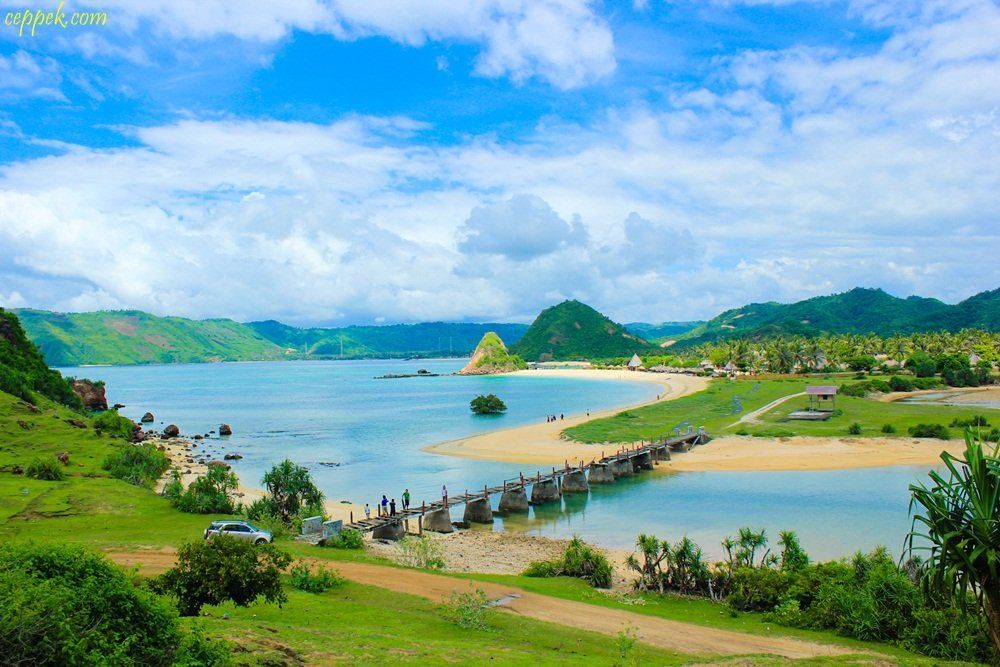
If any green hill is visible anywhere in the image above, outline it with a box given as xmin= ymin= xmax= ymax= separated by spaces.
xmin=510 ymin=300 xmax=659 ymax=361
xmin=671 ymin=287 xmax=1000 ymax=348
xmin=459 ymin=332 xmax=527 ymax=374
xmin=0 ymin=309 xmax=82 ymax=408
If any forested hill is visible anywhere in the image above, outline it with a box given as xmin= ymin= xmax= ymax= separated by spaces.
xmin=509 ymin=300 xmax=660 ymax=361
xmin=13 ymin=308 xmax=529 ymax=366
xmin=0 ymin=309 xmax=81 ymax=407
xmin=672 ymin=287 xmax=1000 ymax=348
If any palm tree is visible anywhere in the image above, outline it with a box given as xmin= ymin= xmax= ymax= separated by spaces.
xmin=907 ymin=430 xmax=1000 ymax=652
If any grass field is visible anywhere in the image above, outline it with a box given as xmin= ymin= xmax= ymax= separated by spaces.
xmin=0 ymin=391 xmax=980 ymax=665
xmin=564 ymin=377 xmax=994 ymax=443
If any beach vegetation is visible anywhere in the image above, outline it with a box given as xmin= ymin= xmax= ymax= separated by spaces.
xmin=252 ymin=459 xmax=325 ymax=526
xmin=288 ymin=562 xmax=345 ymax=593
xmin=626 ymin=534 xmax=711 ymax=596
xmin=102 ymin=442 xmax=170 ymax=487
xmin=907 ymin=423 xmax=951 ymax=439
xmin=470 ymin=393 xmax=507 ymax=415
xmin=155 ymin=536 xmax=291 ymax=617
xmin=92 ymin=408 xmax=136 ymax=440
xmin=907 ymin=430 xmax=1000 ymax=654
xmin=882 ymin=423 xmax=896 ymax=434
xmin=847 ymin=422 xmax=862 ymax=435
xmin=526 ymin=536 xmax=613 ymax=588
xmin=398 ymin=535 xmax=445 ymax=569
xmin=25 ymin=454 xmax=66 ymax=481
xmin=322 ymin=527 xmax=364 ymax=549
xmin=163 ymin=465 xmax=238 ymax=514
xmin=443 ymin=587 xmax=492 ymax=630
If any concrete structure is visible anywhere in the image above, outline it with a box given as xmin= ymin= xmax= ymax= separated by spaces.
xmin=322 ymin=520 xmax=343 ymax=539
xmin=653 ymin=446 xmax=671 ymax=461
xmin=610 ymin=458 xmax=633 ymax=478
xmin=372 ymin=521 xmax=405 ymax=541
xmin=498 ymin=487 xmax=529 ymax=512
xmin=561 ymin=469 xmax=589 ymax=493
xmin=632 ymin=451 xmax=653 ymax=471
xmin=530 ymin=478 xmax=561 ymax=504
xmin=463 ymin=496 xmax=494 ymax=523
xmin=587 ymin=463 xmax=614 ymax=484
xmin=422 ymin=507 xmax=454 ymax=533
xmin=300 ymin=515 xmax=323 ymax=535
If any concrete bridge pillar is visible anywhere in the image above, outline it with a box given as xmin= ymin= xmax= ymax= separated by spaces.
xmin=498 ymin=487 xmax=529 ymax=512
xmin=654 ymin=445 xmax=671 ymax=461
xmin=530 ymin=479 xmax=561 ymax=504
xmin=633 ymin=451 xmax=653 ymax=471
xmin=587 ymin=463 xmax=614 ymax=484
xmin=561 ymin=469 xmax=589 ymax=493
xmin=373 ymin=521 xmax=405 ymax=541
xmin=463 ymin=496 xmax=494 ymax=523
xmin=610 ymin=458 xmax=633 ymax=478
xmin=422 ymin=507 xmax=454 ymax=533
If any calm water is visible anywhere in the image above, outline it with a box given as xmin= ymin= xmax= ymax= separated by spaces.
xmin=65 ymin=359 xmax=929 ymax=560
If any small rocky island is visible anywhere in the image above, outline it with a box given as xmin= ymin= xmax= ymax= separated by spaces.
xmin=459 ymin=332 xmax=527 ymax=375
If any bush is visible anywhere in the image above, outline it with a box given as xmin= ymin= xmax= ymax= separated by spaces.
xmin=881 ymin=423 xmax=896 ymax=434
xmin=470 ymin=393 xmax=507 ymax=415
xmin=727 ymin=566 xmax=792 ymax=612
xmin=913 ymin=377 xmax=942 ymax=390
xmin=323 ymin=527 xmax=365 ymax=550
xmin=288 ymin=562 xmax=345 ymax=593
xmin=908 ymin=423 xmax=951 ymax=439
xmin=0 ymin=542 xmax=228 ymax=666
xmin=949 ymin=415 xmax=990 ymax=428
xmin=443 ymin=588 xmax=491 ymax=630
xmin=906 ymin=352 xmax=937 ymax=378
xmin=840 ymin=383 xmax=868 ymax=397
xmin=398 ymin=535 xmax=445 ymax=569
xmin=903 ymin=605 xmax=995 ymax=662
xmin=866 ymin=379 xmax=891 ymax=393
xmin=164 ymin=465 xmax=238 ymax=514
xmin=847 ymin=423 xmax=862 ymax=435
xmin=260 ymin=459 xmax=325 ymax=525
xmin=155 ymin=536 xmax=292 ymax=616
xmin=103 ymin=443 xmax=170 ymax=487
xmin=524 ymin=536 xmax=612 ymax=588
xmin=91 ymin=409 xmax=136 ymax=440
xmin=889 ymin=376 xmax=914 ymax=392
xmin=26 ymin=455 xmax=66 ymax=481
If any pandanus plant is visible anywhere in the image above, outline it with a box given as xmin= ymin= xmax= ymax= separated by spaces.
xmin=907 ymin=430 xmax=1000 ymax=652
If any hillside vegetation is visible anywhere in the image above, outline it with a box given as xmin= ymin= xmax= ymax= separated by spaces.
xmin=673 ymin=287 xmax=1000 ymax=347
xmin=459 ymin=332 xmax=527 ymax=374
xmin=625 ymin=321 xmax=703 ymax=340
xmin=0 ymin=309 xmax=82 ymax=408
xmin=510 ymin=300 xmax=660 ymax=362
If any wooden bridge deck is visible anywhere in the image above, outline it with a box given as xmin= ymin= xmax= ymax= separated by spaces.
xmin=339 ymin=430 xmax=709 ymax=535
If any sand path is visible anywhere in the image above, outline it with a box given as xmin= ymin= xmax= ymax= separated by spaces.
xmin=424 ymin=369 xmax=709 ymax=465
xmin=736 ymin=392 xmax=805 ymax=423
xmin=105 ymin=548 xmax=854 ymax=659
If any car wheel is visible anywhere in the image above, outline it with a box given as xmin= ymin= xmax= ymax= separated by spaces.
xmin=254 ymin=538 xmax=268 ymax=545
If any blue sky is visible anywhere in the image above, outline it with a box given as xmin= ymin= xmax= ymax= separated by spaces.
xmin=0 ymin=0 xmax=997 ymax=326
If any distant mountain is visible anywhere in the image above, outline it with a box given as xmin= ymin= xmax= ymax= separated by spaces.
xmin=13 ymin=308 xmax=530 ymax=366
xmin=510 ymin=300 xmax=659 ymax=361
xmin=624 ymin=321 xmax=704 ymax=341
xmin=459 ymin=332 xmax=527 ymax=375
xmin=247 ymin=321 xmax=529 ymax=359
xmin=673 ymin=287 xmax=1000 ymax=347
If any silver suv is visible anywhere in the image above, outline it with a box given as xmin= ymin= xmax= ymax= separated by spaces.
xmin=204 ymin=520 xmax=273 ymax=545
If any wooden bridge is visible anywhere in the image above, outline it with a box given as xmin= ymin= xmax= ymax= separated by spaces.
xmin=338 ymin=427 xmax=710 ymax=540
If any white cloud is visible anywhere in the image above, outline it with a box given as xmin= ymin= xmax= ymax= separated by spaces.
xmin=457 ymin=194 xmax=587 ymax=259
xmin=0 ymin=50 xmax=65 ymax=101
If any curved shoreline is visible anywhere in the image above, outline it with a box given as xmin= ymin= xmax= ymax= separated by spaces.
xmin=423 ymin=369 xmax=709 ymax=465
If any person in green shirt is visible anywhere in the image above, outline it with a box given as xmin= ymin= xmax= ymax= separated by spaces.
xmin=402 ymin=488 xmax=411 ymax=510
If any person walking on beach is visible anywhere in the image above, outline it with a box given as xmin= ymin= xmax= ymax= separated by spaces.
xmin=380 ymin=494 xmax=388 ymax=517
xmin=442 ymin=484 xmax=448 ymax=508
xmin=402 ymin=488 xmax=410 ymax=510
xmin=364 ymin=503 xmax=371 ymax=519
xmin=389 ymin=498 xmax=397 ymax=516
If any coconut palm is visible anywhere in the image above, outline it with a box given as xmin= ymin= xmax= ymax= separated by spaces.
xmin=907 ymin=430 xmax=1000 ymax=652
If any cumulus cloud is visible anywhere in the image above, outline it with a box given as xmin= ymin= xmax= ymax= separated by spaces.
xmin=0 ymin=50 xmax=65 ymax=101
xmin=457 ymin=194 xmax=587 ymax=260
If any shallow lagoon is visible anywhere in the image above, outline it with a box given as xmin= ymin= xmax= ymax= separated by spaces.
xmin=66 ymin=358 xmax=929 ymax=560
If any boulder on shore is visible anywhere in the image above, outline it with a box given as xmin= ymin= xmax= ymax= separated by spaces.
xmin=223 ymin=452 xmax=242 ymax=461
xmin=71 ymin=380 xmax=108 ymax=411
xmin=219 ymin=424 xmax=233 ymax=436
xmin=163 ymin=424 xmax=180 ymax=438
xmin=140 ymin=412 xmax=155 ymax=423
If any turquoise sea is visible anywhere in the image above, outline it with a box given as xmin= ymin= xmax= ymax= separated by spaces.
xmin=65 ymin=359 xmax=928 ymax=560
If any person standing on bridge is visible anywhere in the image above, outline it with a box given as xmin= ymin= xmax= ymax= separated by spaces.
xmin=442 ymin=484 xmax=448 ymax=508
xmin=402 ymin=488 xmax=410 ymax=510
xmin=364 ymin=503 xmax=371 ymax=519
xmin=380 ymin=494 xmax=388 ymax=517
xmin=389 ymin=498 xmax=397 ymax=516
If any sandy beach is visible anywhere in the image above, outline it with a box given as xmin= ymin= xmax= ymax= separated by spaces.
xmin=423 ymin=369 xmax=709 ymax=465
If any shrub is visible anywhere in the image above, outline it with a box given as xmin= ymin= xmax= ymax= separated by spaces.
xmin=906 ymin=352 xmax=937 ymax=378
xmin=103 ymin=443 xmax=170 ymax=487
xmin=525 ymin=536 xmax=613 ymax=588
xmin=164 ymin=465 xmax=238 ymax=514
xmin=908 ymin=423 xmax=951 ymax=439
xmin=0 ymin=542 xmax=228 ymax=666
xmin=727 ymin=566 xmax=792 ymax=612
xmin=398 ymin=535 xmax=445 ymax=570
xmin=913 ymin=377 xmax=942 ymax=390
xmin=881 ymin=423 xmax=896 ymax=434
xmin=903 ymin=605 xmax=995 ymax=662
xmin=288 ymin=562 xmax=345 ymax=593
xmin=840 ymin=383 xmax=868 ymax=398
xmin=866 ymin=379 xmax=891 ymax=393
xmin=443 ymin=588 xmax=491 ymax=630
xmin=91 ymin=409 xmax=135 ymax=440
xmin=155 ymin=536 xmax=292 ymax=616
xmin=260 ymin=459 xmax=325 ymax=525
xmin=847 ymin=423 xmax=862 ymax=435
xmin=889 ymin=376 xmax=914 ymax=392
xmin=323 ymin=527 xmax=364 ymax=550
xmin=523 ymin=560 xmax=561 ymax=578
xmin=470 ymin=393 xmax=507 ymax=415
xmin=26 ymin=455 xmax=66 ymax=481
xmin=949 ymin=415 xmax=990 ymax=428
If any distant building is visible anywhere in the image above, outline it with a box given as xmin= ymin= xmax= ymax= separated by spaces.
xmin=627 ymin=353 xmax=643 ymax=371
xmin=805 ymin=385 xmax=838 ymax=412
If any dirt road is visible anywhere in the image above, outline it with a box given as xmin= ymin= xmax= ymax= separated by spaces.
xmin=107 ymin=548 xmax=854 ymax=660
